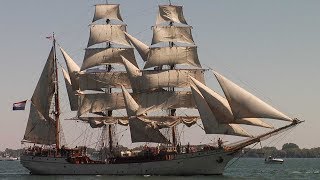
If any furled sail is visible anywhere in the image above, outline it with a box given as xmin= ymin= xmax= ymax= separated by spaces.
xmin=190 ymin=77 xmax=272 ymax=128
xmin=156 ymin=5 xmax=188 ymax=25
xmin=79 ymin=116 xmax=129 ymax=127
xmin=88 ymin=119 xmax=105 ymax=128
xmin=124 ymin=32 xmax=149 ymax=62
xmin=213 ymin=71 xmax=292 ymax=121
xmin=140 ymin=116 xmax=199 ymax=129
xmin=123 ymin=57 xmax=205 ymax=92
xmin=144 ymin=46 xmax=201 ymax=69
xmin=121 ymin=86 xmax=169 ymax=143
xmin=81 ymin=47 xmax=137 ymax=70
xmin=23 ymin=47 xmax=56 ymax=144
xmin=78 ymin=116 xmax=199 ymax=128
xmin=87 ymin=24 xmax=131 ymax=47
xmin=77 ymin=90 xmax=195 ymax=116
xmin=92 ymin=4 xmax=123 ymax=22
xmin=59 ymin=46 xmax=80 ymax=91
xmin=191 ymin=85 xmax=251 ymax=137
xmin=78 ymin=71 xmax=131 ymax=91
xmin=62 ymin=68 xmax=79 ymax=111
xmin=152 ymin=26 xmax=194 ymax=45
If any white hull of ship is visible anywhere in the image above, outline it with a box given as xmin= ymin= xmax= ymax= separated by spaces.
xmin=20 ymin=149 xmax=238 ymax=175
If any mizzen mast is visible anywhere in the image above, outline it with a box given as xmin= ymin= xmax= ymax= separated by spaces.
xmin=52 ymin=33 xmax=61 ymax=150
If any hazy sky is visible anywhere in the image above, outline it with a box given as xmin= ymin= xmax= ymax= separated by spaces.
xmin=1 ymin=0 xmax=319 ymax=151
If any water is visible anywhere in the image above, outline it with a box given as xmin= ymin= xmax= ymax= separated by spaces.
xmin=0 ymin=158 xmax=319 ymax=180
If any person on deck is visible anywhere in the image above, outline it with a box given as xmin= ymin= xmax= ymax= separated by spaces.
xmin=218 ymin=138 xmax=223 ymax=148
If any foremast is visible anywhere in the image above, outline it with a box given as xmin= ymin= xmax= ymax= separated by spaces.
xmin=75 ymin=2 xmax=135 ymax=154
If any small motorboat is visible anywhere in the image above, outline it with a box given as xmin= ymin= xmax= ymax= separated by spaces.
xmin=265 ymin=156 xmax=284 ymax=164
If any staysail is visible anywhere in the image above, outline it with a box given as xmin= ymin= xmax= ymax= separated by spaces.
xmin=59 ymin=46 xmax=80 ymax=91
xmin=190 ymin=76 xmax=272 ymax=128
xmin=213 ymin=71 xmax=292 ymax=121
xmin=62 ymin=68 xmax=79 ymax=111
xmin=191 ymin=84 xmax=251 ymax=137
xmin=124 ymin=32 xmax=149 ymax=62
xmin=121 ymin=86 xmax=169 ymax=143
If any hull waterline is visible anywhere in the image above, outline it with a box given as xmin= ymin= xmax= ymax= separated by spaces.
xmin=20 ymin=149 xmax=238 ymax=175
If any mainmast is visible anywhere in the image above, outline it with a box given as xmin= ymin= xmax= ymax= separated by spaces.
xmin=105 ymin=0 xmax=113 ymax=155
xmin=53 ymin=33 xmax=61 ymax=150
xmin=169 ymin=18 xmax=177 ymax=147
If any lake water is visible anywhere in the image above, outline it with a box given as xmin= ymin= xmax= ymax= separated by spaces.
xmin=0 ymin=158 xmax=319 ymax=179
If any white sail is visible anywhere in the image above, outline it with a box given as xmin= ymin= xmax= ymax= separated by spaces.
xmin=122 ymin=56 xmax=141 ymax=78
xmin=78 ymin=93 xmax=125 ymax=116
xmin=191 ymin=85 xmax=251 ymax=137
xmin=81 ymin=47 xmax=137 ymax=70
xmin=156 ymin=5 xmax=188 ymax=25
xmin=129 ymin=117 xmax=170 ymax=143
xmin=132 ymin=91 xmax=196 ymax=113
xmin=93 ymin=4 xmax=123 ymax=22
xmin=121 ymin=86 xmax=170 ymax=143
xmin=30 ymin=47 xmax=55 ymax=119
xmin=59 ymin=46 xmax=80 ymax=91
xmin=152 ymin=26 xmax=194 ymax=45
xmin=77 ymin=90 xmax=195 ymax=116
xmin=23 ymin=47 xmax=56 ymax=144
xmin=190 ymin=77 xmax=273 ymax=128
xmin=124 ymin=32 xmax=149 ymax=62
xmin=24 ymin=104 xmax=56 ymax=145
xmin=213 ymin=71 xmax=292 ymax=121
xmin=144 ymin=46 xmax=201 ymax=69
xmin=121 ymin=85 xmax=140 ymax=116
xmin=62 ymin=68 xmax=79 ymax=111
xmin=78 ymin=71 xmax=131 ymax=91
xmin=123 ymin=57 xmax=205 ymax=92
xmin=87 ymin=24 xmax=131 ymax=47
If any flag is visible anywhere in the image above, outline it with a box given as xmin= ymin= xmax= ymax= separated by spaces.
xmin=46 ymin=36 xmax=53 ymax=40
xmin=13 ymin=100 xmax=27 ymax=111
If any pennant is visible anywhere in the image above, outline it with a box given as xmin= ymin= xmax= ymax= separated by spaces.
xmin=13 ymin=100 xmax=27 ymax=111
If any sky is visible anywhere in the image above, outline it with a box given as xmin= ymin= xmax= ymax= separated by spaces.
xmin=1 ymin=0 xmax=319 ymax=151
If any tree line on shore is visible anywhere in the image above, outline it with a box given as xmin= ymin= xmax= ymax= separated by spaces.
xmin=242 ymin=143 xmax=320 ymax=158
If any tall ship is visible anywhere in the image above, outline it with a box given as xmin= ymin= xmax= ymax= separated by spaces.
xmin=19 ymin=2 xmax=303 ymax=175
